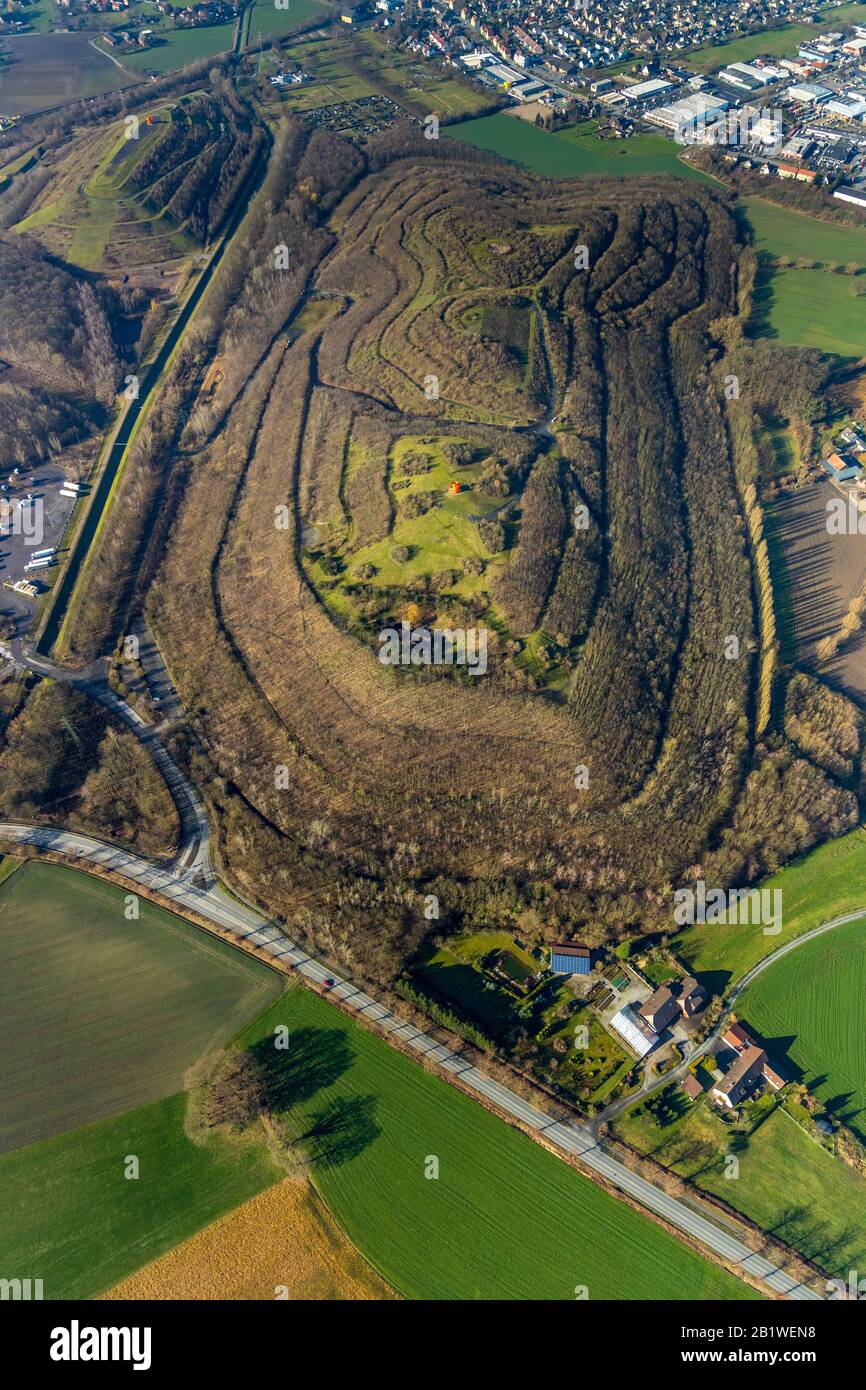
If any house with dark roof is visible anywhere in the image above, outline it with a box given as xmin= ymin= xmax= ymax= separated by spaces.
xmin=678 ymin=976 xmax=707 ymax=1018
xmin=639 ymin=985 xmax=680 ymax=1033
xmin=549 ymin=943 xmax=591 ymax=975
xmin=712 ymin=1020 xmax=787 ymax=1108
xmin=712 ymin=1044 xmax=767 ymax=1108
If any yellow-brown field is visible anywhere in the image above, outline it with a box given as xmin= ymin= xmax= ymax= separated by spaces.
xmin=102 ymin=1180 xmax=396 ymax=1301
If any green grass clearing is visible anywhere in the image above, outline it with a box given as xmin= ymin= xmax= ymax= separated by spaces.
xmin=739 ymin=916 xmax=866 ymax=1142
xmin=616 ymin=1093 xmax=866 ymax=1279
xmin=674 ymin=826 xmax=866 ymax=991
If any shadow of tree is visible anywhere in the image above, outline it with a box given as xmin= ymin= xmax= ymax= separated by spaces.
xmin=250 ymin=1027 xmax=354 ymax=1111
xmin=302 ymin=1095 xmax=381 ymax=1170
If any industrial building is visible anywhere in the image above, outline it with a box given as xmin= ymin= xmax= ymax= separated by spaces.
xmin=645 ymin=91 xmax=728 ymax=133
xmin=622 ymin=77 xmax=675 ymax=104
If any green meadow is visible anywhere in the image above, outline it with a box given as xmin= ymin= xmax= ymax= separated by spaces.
xmin=750 ymin=267 xmax=866 ymax=357
xmin=739 ymin=917 xmax=866 ymax=1142
xmin=448 ymin=115 xmax=713 ymax=182
xmin=616 ymin=1097 xmax=866 ymax=1279
xmin=119 ymin=24 xmax=236 ymax=73
xmin=681 ymin=7 xmax=866 ymax=74
xmin=675 ymin=827 xmax=866 ymax=990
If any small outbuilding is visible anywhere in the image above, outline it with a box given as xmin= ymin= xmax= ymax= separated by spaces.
xmin=549 ymin=943 xmax=591 ymax=975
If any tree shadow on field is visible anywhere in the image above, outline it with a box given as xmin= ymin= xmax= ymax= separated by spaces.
xmin=769 ymin=1204 xmax=861 ymax=1273
xmin=250 ymin=1028 xmax=354 ymax=1112
xmin=302 ymin=1095 xmax=381 ymax=1170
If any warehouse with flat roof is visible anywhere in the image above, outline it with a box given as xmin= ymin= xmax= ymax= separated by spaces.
xmin=645 ymin=91 xmax=728 ymax=132
xmin=622 ymin=77 xmax=675 ymax=103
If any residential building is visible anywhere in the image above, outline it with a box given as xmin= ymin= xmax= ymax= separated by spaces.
xmin=712 ymin=1044 xmax=769 ymax=1108
xmin=680 ymin=1073 xmax=703 ymax=1100
xmin=678 ymin=977 xmax=707 ymax=1018
xmin=639 ymin=985 xmax=680 ymax=1033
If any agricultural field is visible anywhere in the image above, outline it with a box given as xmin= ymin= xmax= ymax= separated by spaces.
xmin=738 ymin=916 xmax=866 ymax=1142
xmin=750 ymin=268 xmax=866 ymax=358
xmin=0 ymin=32 xmax=135 ymax=117
xmin=449 ymin=114 xmax=713 ymax=181
xmin=246 ymin=0 xmax=337 ymax=42
xmin=675 ymin=826 xmax=866 ymax=990
xmin=118 ymin=23 xmax=236 ymax=74
xmin=741 ymin=197 xmax=866 ymax=268
xmin=0 ymin=1092 xmax=281 ymax=1298
xmin=230 ymin=985 xmax=755 ymax=1299
xmin=0 ymin=861 xmax=282 ymax=1153
xmin=104 ymin=1178 xmax=395 ymax=1301
xmin=615 ymin=1092 xmax=866 ymax=1279
xmin=762 ymin=480 xmax=866 ymax=697
xmin=739 ymin=199 xmax=866 ymax=355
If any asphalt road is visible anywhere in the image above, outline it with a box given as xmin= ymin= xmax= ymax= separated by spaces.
xmin=0 ymin=815 xmax=822 ymax=1301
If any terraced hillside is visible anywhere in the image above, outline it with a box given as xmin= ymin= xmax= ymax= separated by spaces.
xmin=142 ymin=139 xmax=856 ymax=981
xmin=11 ymin=90 xmax=263 ymax=271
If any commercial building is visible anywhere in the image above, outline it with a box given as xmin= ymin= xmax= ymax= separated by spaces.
xmin=834 ymin=184 xmax=866 ymax=210
xmin=622 ymin=77 xmax=675 ymax=103
xmin=645 ymin=91 xmax=728 ymax=133
xmin=788 ymin=83 xmax=832 ymax=105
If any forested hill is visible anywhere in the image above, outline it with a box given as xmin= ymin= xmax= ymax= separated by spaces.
xmin=0 ymin=235 xmax=120 ymax=471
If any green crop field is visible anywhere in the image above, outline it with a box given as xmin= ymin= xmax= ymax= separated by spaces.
xmin=750 ymin=267 xmax=866 ymax=357
xmin=119 ymin=23 xmax=236 ymax=73
xmin=0 ymin=1093 xmax=280 ymax=1298
xmin=247 ymin=0 xmax=332 ymax=40
xmin=741 ymin=198 xmax=866 ymax=267
xmin=449 ymin=114 xmax=713 ymax=181
xmin=675 ymin=826 xmax=866 ymax=991
xmin=739 ymin=917 xmax=866 ymax=1142
xmin=0 ymin=862 xmax=282 ymax=1154
xmin=233 ymin=986 xmax=756 ymax=1299
xmin=616 ymin=1097 xmax=866 ymax=1278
